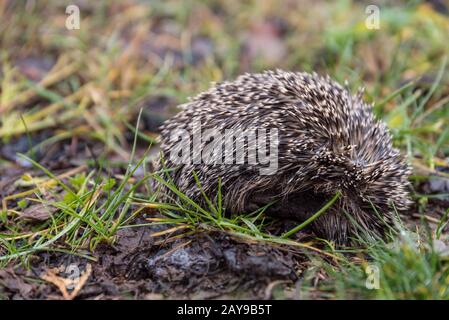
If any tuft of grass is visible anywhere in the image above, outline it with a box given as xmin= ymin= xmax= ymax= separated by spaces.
xmin=0 ymin=111 xmax=150 ymax=267
xmin=132 ymin=167 xmax=347 ymax=260
xmin=308 ymin=224 xmax=449 ymax=300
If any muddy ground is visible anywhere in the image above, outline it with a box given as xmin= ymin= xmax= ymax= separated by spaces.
xmin=1 ymin=202 xmax=448 ymax=300
xmin=0 ymin=221 xmax=308 ymax=299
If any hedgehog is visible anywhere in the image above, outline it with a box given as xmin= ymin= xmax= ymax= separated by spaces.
xmin=154 ymin=70 xmax=412 ymax=244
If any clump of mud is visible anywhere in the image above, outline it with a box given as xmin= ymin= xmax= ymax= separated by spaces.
xmin=1 ymin=223 xmax=305 ymax=299
xmin=140 ymin=232 xmax=300 ymax=298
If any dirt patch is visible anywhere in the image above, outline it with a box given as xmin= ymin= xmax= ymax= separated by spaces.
xmin=0 ymin=221 xmax=306 ymax=300
xmin=141 ymin=232 xmax=301 ymax=298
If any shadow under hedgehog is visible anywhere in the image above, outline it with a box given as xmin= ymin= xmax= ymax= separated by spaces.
xmin=153 ymin=69 xmax=412 ymax=244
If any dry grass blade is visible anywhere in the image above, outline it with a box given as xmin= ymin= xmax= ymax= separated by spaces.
xmin=0 ymin=55 xmax=81 ymax=113
xmin=150 ymin=225 xmax=191 ymax=237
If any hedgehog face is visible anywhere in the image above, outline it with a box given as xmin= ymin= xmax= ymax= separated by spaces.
xmin=301 ymin=189 xmax=390 ymax=244
xmin=306 ymin=150 xmax=411 ymax=243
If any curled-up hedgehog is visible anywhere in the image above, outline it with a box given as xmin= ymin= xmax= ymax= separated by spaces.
xmin=154 ymin=70 xmax=412 ymax=243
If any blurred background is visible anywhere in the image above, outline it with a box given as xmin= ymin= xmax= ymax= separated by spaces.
xmin=1 ymin=0 xmax=448 ymax=165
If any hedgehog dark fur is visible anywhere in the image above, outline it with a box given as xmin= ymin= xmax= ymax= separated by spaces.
xmin=155 ymin=70 xmax=412 ymax=243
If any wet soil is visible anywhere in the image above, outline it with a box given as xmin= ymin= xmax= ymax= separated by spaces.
xmin=0 ymin=220 xmax=307 ymax=299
